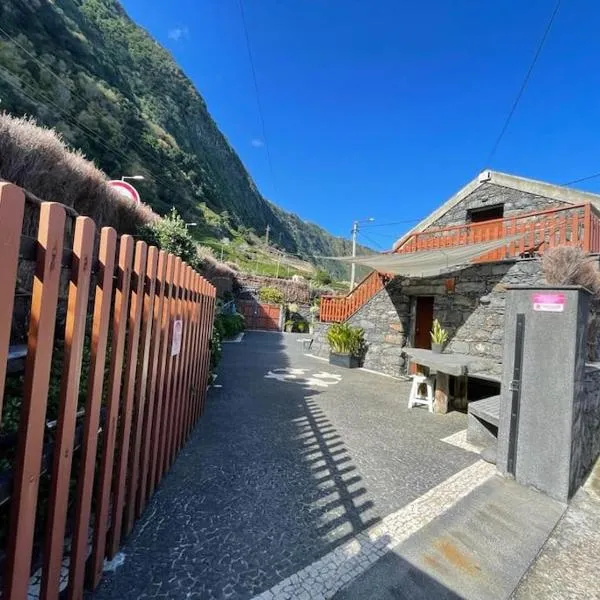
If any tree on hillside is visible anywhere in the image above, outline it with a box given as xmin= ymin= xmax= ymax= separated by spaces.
xmin=314 ymin=269 xmax=333 ymax=286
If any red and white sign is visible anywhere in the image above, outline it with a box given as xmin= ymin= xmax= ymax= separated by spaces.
xmin=108 ymin=180 xmax=141 ymax=204
xmin=532 ymin=292 xmax=565 ymax=312
xmin=171 ymin=319 xmax=183 ymax=356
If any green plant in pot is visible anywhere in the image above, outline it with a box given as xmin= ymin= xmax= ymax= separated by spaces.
xmin=326 ymin=323 xmax=365 ymax=368
xmin=430 ymin=319 xmax=448 ymax=353
xmin=284 ymin=320 xmax=295 ymax=333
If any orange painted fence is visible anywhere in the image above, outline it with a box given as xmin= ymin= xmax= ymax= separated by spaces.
xmin=0 ymin=183 xmax=216 ymax=599
xmin=320 ymin=272 xmax=388 ymax=323
xmin=321 ymin=203 xmax=600 ymax=323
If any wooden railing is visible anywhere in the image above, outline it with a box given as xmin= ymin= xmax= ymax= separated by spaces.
xmin=0 ymin=183 xmax=216 ymax=599
xmin=320 ymin=203 xmax=600 ymax=324
xmin=396 ymin=203 xmax=600 ymax=259
xmin=320 ymin=271 xmax=388 ymax=323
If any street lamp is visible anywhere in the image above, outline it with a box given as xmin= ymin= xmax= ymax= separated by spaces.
xmin=185 ymin=222 xmax=198 ymax=228
xmin=120 ymin=175 xmax=145 ymax=181
xmin=350 ymin=217 xmax=375 ymax=289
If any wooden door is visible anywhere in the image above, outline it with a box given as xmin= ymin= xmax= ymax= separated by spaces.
xmin=414 ymin=296 xmax=434 ymax=349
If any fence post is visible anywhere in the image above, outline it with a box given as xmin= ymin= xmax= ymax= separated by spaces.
xmin=0 ymin=183 xmax=25 ymax=414
xmin=158 ymin=257 xmax=182 ymax=481
xmin=583 ymin=202 xmax=592 ymax=252
xmin=148 ymin=253 xmax=176 ymax=496
xmin=188 ymin=273 xmax=203 ymax=437
xmin=5 ymin=203 xmax=66 ymax=600
xmin=67 ymin=227 xmax=118 ymax=600
xmin=107 ymin=241 xmax=148 ymax=559
xmin=200 ymin=282 xmax=216 ymax=416
xmin=139 ymin=251 xmax=168 ymax=513
xmin=125 ymin=245 xmax=159 ymax=535
xmin=174 ymin=266 xmax=193 ymax=455
xmin=89 ymin=235 xmax=134 ymax=589
xmin=41 ymin=216 xmax=95 ymax=600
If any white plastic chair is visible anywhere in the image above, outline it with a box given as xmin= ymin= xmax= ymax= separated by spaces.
xmin=408 ymin=373 xmax=435 ymax=413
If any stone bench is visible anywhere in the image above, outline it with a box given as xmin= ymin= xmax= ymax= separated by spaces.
xmin=467 ymin=395 xmax=500 ymax=448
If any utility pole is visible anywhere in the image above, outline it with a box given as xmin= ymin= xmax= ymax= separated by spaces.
xmin=265 ymin=224 xmax=270 ymax=246
xmin=350 ymin=221 xmax=358 ymax=290
xmin=350 ymin=217 xmax=375 ymax=290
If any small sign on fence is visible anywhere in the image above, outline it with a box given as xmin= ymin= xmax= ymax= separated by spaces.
xmin=532 ymin=292 xmax=565 ymax=312
xmin=171 ymin=319 xmax=183 ymax=356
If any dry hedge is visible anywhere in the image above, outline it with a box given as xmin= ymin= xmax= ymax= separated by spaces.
xmin=0 ymin=112 xmax=157 ymax=234
xmin=542 ymin=246 xmax=600 ymax=295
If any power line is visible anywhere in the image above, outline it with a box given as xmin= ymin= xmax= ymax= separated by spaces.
xmin=0 ymin=26 xmax=190 ymax=194
xmin=237 ymin=0 xmax=278 ymax=195
xmin=361 ymin=217 xmax=424 ymax=228
xmin=0 ymin=66 xmax=142 ymax=169
xmin=484 ymin=0 xmax=562 ymax=167
xmin=359 ymin=231 xmax=386 ymax=251
xmin=562 ymin=171 xmax=600 ymax=186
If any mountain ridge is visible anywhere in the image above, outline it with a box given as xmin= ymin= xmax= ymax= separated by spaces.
xmin=0 ymin=0 xmax=372 ymax=279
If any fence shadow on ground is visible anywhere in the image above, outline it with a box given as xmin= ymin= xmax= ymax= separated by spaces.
xmin=91 ymin=331 xmax=465 ymax=600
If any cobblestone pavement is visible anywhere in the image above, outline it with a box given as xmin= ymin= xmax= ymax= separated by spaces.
xmin=92 ymin=332 xmax=478 ymax=600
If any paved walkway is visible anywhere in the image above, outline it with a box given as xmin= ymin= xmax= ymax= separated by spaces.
xmin=513 ymin=460 xmax=600 ymax=599
xmin=92 ymin=332 xmax=480 ymax=600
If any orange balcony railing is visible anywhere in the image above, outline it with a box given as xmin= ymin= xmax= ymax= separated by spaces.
xmin=320 ymin=271 xmax=388 ymax=323
xmin=396 ymin=203 xmax=600 ymax=259
xmin=320 ymin=203 xmax=600 ymax=323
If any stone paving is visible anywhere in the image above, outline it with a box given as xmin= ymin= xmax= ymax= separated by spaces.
xmin=91 ymin=332 xmax=479 ymax=600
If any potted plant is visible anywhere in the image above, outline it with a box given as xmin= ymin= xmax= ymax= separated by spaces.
xmin=284 ymin=320 xmax=295 ymax=333
xmin=430 ymin=319 xmax=448 ymax=353
xmin=326 ymin=323 xmax=365 ymax=368
xmin=297 ymin=321 xmax=307 ymax=333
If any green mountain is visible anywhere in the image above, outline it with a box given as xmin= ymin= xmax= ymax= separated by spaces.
xmin=0 ymin=0 xmax=372 ymax=280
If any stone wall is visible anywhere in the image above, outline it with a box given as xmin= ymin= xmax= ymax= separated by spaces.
xmin=314 ymin=259 xmax=544 ymax=378
xmin=571 ymin=363 xmax=600 ymax=492
xmin=234 ymin=273 xmax=312 ymax=303
xmin=429 ymin=183 xmax=569 ymax=228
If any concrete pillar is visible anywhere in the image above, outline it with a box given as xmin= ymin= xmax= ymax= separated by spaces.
xmin=497 ymin=286 xmax=590 ymax=502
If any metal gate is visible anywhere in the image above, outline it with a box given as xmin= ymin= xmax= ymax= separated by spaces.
xmin=237 ymin=300 xmax=282 ymax=331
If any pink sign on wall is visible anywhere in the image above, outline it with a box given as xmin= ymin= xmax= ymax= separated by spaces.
xmin=532 ymin=292 xmax=565 ymax=312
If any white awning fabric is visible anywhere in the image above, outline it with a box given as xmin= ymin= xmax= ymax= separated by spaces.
xmin=327 ymin=236 xmax=523 ymax=278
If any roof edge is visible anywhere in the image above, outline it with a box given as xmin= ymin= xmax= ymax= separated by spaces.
xmin=392 ymin=170 xmax=600 ymax=251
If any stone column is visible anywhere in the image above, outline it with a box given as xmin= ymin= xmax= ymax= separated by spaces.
xmin=497 ymin=285 xmax=590 ymax=502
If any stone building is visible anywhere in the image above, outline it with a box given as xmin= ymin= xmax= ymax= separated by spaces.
xmin=315 ymin=170 xmax=600 ymax=379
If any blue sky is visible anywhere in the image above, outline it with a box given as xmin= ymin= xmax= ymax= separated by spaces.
xmin=121 ymin=0 xmax=600 ymax=247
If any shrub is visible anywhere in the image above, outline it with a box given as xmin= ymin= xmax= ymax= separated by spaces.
xmin=214 ymin=312 xmax=245 ymax=339
xmin=138 ymin=208 xmax=201 ymax=270
xmin=542 ymin=246 xmax=600 ymax=295
xmin=314 ymin=269 xmax=332 ymax=286
xmin=259 ymin=287 xmax=284 ymax=304
xmin=326 ymin=323 xmax=365 ymax=356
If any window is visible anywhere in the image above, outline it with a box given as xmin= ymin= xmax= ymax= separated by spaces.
xmin=467 ymin=204 xmax=504 ymax=223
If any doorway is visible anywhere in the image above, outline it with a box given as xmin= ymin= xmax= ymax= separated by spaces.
xmin=414 ymin=296 xmax=434 ymax=349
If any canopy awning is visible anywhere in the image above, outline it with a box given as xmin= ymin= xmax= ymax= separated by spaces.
xmin=327 ymin=236 xmax=523 ymax=278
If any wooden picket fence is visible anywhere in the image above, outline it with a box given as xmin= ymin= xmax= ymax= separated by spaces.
xmin=0 ymin=182 xmax=216 ymax=599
